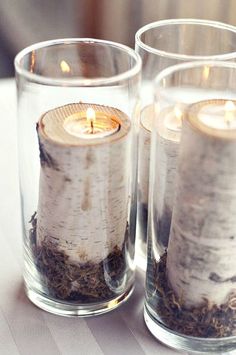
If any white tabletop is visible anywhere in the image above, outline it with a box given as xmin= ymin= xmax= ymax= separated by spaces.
xmin=0 ymin=79 xmax=182 ymax=355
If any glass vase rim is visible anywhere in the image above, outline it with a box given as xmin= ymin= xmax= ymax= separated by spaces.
xmin=154 ymin=59 xmax=236 ymax=88
xmin=14 ymin=37 xmax=142 ymax=87
xmin=135 ymin=18 xmax=236 ymax=61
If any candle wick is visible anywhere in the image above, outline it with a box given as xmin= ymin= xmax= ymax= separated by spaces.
xmin=90 ymin=120 xmax=94 ymax=134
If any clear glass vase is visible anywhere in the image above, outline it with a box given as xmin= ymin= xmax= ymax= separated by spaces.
xmin=15 ymin=38 xmax=141 ymax=316
xmin=145 ymin=60 xmax=236 ymax=353
xmin=135 ymin=19 xmax=236 ymax=260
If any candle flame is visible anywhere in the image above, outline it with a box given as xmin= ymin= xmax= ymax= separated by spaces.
xmin=224 ymin=100 xmax=236 ymax=127
xmin=174 ymin=106 xmax=182 ymax=120
xmin=173 ymin=106 xmax=183 ymax=131
xmin=86 ymin=107 xmax=96 ymax=134
xmin=30 ymin=50 xmax=36 ymax=73
xmin=203 ymin=66 xmax=210 ymax=80
xmin=86 ymin=107 xmax=96 ymax=121
xmin=60 ymin=60 xmax=71 ymax=73
xmin=225 ymin=100 xmax=235 ymax=111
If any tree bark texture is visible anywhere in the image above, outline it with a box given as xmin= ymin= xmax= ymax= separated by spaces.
xmin=167 ymin=108 xmax=236 ymax=307
xmin=36 ymin=103 xmax=131 ymax=265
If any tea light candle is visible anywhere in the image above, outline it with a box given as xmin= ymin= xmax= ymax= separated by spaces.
xmin=167 ymin=99 xmax=236 ymax=307
xmin=198 ymin=99 xmax=236 ymax=129
xmin=36 ymin=103 xmax=131 ymax=265
xmin=64 ymin=107 xmax=120 ymax=138
xmin=153 ymin=105 xmax=182 ymax=247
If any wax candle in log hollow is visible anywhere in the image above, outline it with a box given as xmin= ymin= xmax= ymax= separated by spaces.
xmin=163 ymin=98 xmax=236 ymax=337
xmin=33 ymin=102 xmax=133 ymax=302
xmin=64 ymin=107 xmax=120 ymax=139
xmin=197 ymin=99 xmax=236 ymax=130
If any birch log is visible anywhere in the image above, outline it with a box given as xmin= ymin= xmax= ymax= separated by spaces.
xmin=167 ymin=100 xmax=236 ymax=308
xmin=36 ymin=103 xmax=131 ymax=265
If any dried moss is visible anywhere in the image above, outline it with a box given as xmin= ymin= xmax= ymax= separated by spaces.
xmin=152 ymin=253 xmax=236 ymax=338
xmin=29 ymin=213 xmax=128 ymax=302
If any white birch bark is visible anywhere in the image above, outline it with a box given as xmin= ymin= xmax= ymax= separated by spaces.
xmin=36 ymin=103 xmax=131 ymax=265
xmin=167 ymin=103 xmax=236 ymax=307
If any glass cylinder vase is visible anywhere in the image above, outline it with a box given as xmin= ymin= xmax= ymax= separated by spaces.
xmin=15 ymin=38 xmax=141 ymax=317
xmin=135 ymin=19 xmax=236 ymax=259
xmin=145 ymin=60 xmax=236 ymax=353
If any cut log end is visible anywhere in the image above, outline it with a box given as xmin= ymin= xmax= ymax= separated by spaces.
xmin=38 ymin=102 xmax=131 ymax=146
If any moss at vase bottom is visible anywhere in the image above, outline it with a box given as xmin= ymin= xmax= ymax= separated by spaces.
xmin=149 ymin=252 xmax=236 ymax=338
xmin=29 ymin=213 xmax=129 ymax=302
